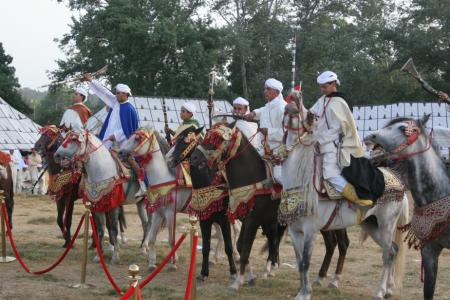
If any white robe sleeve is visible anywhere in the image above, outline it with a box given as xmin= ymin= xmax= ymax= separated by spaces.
xmin=253 ymin=108 xmax=262 ymax=121
xmin=113 ymin=129 xmax=127 ymax=145
xmin=88 ymin=80 xmax=117 ymax=107
xmin=266 ymin=104 xmax=285 ymax=144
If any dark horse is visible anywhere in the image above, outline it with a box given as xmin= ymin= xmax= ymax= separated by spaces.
xmin=34 ymin=126 xmax=80 ymax=248
xmin=366 ymin=115 xmax=450 ymax=300
xmin=0 ymin=162 xmax=14 ymax=229
xmin=168 ymin=126 xmax=237 ymax=281
xmin=181 ymin=124 xmax=286 ymax=290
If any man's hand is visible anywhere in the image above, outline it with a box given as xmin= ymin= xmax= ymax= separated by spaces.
xmin=258 ymin=128 xmax=268 ymax=136
xmin=439 ymin=91 xmax=450 ymax=103
xmin=245 ymin=111 xmax=256 ymax=121
xmin=164 ymin=125 xmax=173 ymax=135
xmin=83 ymin=73 xmax=93 ymax=82
xmin=108 ymin=135 xmax=116 ymax=142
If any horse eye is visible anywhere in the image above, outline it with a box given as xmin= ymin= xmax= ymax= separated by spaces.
xmin=398 ymin=125 xmax=406 ymax=131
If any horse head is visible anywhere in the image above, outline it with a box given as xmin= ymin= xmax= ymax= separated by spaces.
xmin=118 ymin=127 xmax=158 ymax=161
xmin=166 ymin=126 xmax=204 ymax=168
xmin=35 ymin=125 xmax=61 ymax=155
xmin=54 ymin=129 xmax=87 ymax=167
xmin=364 ymin=115 xmax=431 ymax=156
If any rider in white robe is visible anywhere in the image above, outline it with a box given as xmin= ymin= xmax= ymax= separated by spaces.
xmin=232 ymin=97 xmax=263 ymax=155
xmin=247 ymin=78 xmax=287 ymax=184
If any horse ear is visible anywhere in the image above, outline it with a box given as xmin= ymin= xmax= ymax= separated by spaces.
xmin=195 ymin=126 xmax=204 ymax=135
xmin=418 ymin=114 xmax=431 ymax=127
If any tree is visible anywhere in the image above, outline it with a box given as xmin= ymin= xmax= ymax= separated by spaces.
xmin=0 ymin=43 xmax=32 ymax=114
xmin=54 ymin=0 xmax=224 ymax=99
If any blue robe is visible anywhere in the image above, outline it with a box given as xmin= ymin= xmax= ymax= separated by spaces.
xmin=99 ymin=102 xmax=139 ymax=140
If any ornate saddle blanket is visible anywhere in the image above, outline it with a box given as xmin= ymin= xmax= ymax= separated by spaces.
xmin=79 ymin=175 xmax=126 ymax=212
xmin=401 ymin=195 xmax=450 ymax=250
xmin=319 ymin=167 xmax=404 ymax=203
xmin=48 ymin=169 xmax=81 ymax=201
xmin=188 ymin=184 xmax=228 ymax=220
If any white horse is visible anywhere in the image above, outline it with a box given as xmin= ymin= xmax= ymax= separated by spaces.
xmin=54 ymin=129 xmax=148 ymax=263
xmin=281 ymin=103 xmax=409 ymax=300
xmin=119 ymin=127 xmax=240 ymax=271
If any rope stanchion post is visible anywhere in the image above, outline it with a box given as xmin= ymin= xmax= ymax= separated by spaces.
xmin=128 ymin=264 xmax=141 ymax=300
xmin=188 ymin=216 xmax=198 ymax=300
xmin=0 ymin=191 xmax=15 ymax=263
xmin=71 ymin=203 xmax=95 ymax=288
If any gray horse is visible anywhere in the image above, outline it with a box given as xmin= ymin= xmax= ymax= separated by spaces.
xmin=365 ymin=115 xmax=450 ymax=300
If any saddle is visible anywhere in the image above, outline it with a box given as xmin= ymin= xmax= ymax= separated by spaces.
xmin=110 ymin=149 xmax=131 ymax=180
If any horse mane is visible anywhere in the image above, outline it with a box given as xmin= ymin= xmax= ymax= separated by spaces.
xmin=154 ymin=132 xmax=170 ymax=155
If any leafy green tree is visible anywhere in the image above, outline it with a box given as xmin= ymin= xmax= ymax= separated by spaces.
xmin=0 ymin=43 xmax=32 ymax=114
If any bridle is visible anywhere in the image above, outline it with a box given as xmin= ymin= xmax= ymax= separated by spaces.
xmin=176 ymin=131 xmax=200 ymax=163
xmin=387 ymin=120 xmax=433 ymax=161
xmin=129 ymin=128 xmax=161 ymax=165
xmin=60 ymin=130 xmax=103 ymax=164
xmin=39 ymin=126 xmax=60 ymax=151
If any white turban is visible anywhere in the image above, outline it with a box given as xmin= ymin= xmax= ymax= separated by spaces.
xmin=115 ymin=83 xmax=132 ymax=95
xmin=233 ymin=97 xmax=249 ymax=106
xmin=182 ymin=102 xmax=196 ymax=114
xmin=75 ymin=87 xmax=88 ymax=99
xmin=317 ymin=71 xmax=340 ymax=86
xmin=265 ymin=78 xmax=283 ymax=92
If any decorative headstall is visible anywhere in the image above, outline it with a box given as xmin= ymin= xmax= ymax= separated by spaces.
xmin=131 ymin=128 xmax=160 ymax=165
xmin=388 ymin=120 xmax=432 ymax=161
xmin=39 ymin=125 xmax=60 ymax=150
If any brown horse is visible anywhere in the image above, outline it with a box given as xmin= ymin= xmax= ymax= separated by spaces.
xmin=34 ymin=126 xmax=80 ymax=248
xmin=0 ymin=162 xmax=14 ymax=230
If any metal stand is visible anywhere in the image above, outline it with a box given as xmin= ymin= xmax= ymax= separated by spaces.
xmin=128 ymin=264 xmax=141 ymax=300
xmin=70 ymin=204 xmax=95 ymax=288
xmin=189 ymin=216 xmax=198 ymax=300
xmin=0 ymin=194 xmax=16 ymax=263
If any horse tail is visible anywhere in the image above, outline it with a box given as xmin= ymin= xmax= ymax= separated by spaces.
xmin=393 ymin=193 xmax=409 ymax=289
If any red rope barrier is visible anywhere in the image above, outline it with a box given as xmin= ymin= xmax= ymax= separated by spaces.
xmin=184 ymin=235 xmax=198 ymax=300
xmin=89 ymin=215 xmax=123 ymax=294
xmin=139 ymin=233 xmax=187 ymax=289
xmin=118 ymin=285 xmax=136 ymax=300
xmin=138 ymin=287 xmax=142 ymax=300
xmin=1 ymin=202 xmax=83 ymax=274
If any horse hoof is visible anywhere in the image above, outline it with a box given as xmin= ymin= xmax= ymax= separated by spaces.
xmin=384 ymin=293 xmax=393 ymax=299
xmin=168 ymin=264 xmax=178 ymax=271
xmin=197 ymin=274 xmax=207 ymax=282
xmin=294 ymin=293 xmax=311 ymax=300
xmin=230 ymin=273 xmax=237 ymax=281
xmin=229 ymin=282 xmax=240 ymax=291
xmin=248 ymin=277 xmax=256 ymax=286
xmin=262 ymin=273 xmax=268 ymax=279
xmin=313 ymin=278 xmax=324 ymax=287
xmin=148 ymin=264 xmax=157 ymax=272
xmin=92 ymin=255 xmax=100 ymax=263
xmin=268 ymin=271 xmax=276 ymax=278
xmin=328 ymin=281 xmax=338 ymax=289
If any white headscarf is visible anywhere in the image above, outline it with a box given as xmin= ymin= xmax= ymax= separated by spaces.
xmin=233 ymin=97 xmax=249 ymax=106
xmin=317 ymin=71 xmax=341 ymax=86
xmin=182 ymin=102 xmax=196 ymax=114
xmin=75 ymin=87 xmax=88 ymax=98
xmin=115 ymin=83 xmax=132 ymax=95
xmin=265 ymin=78 xmax=283 ymax=92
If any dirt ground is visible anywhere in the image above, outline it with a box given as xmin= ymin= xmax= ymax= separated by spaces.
xmin=0 ymin=194 xmax=449 ymax=300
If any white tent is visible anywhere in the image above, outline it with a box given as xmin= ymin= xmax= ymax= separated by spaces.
xmin=87 ymin=96 xmax=233 ymax=135
xmin=0 ymin=97 xmax=41 ymax=151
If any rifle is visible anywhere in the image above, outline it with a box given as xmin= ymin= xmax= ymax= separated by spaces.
xmin=31 ymin=166 xmax=48 ymax=194
xmin=401 ymin=58 xmax=441 ymax=98
xmin=208 ymin=68 xmax=217 ymax=128
xmin=162 ymin=97 xmax=172 ymax=143
xmin=39 ymin=65 xmax=108 ymax=88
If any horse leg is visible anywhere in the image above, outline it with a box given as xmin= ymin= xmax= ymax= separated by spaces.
xmin=147 ymin=213 xmax=163 ymax=272
xmin=118 ymin=206 xmax=127 ymax=244
xmin=64 ymin=193 xmax=76 ymax=248
xmin=362 ymin=220 xmax=397 ymax=300
xmin=136 ymin=200 xmax=148 ymax=246
xmin=212 ymin=222 xmax=223 ymax=264
xmin=166 ymin=209 xmax=178 ymax=271
xmin=108 ymin=208 xmax=120 ymax=264
xmin=92 ymin=213 xmax=105 ymax=263
xmin=217 ymin=212 xmax=237 ymax=279
xmin=230 ymin=217 xmax=258 ymax=291
xmin=56 ymin=196 xmax=66 ymax=246
xmin=314 ymin=230 xmax=337 ymax=287
xmin=231 ymin=220 xmax=241 ymax=261
xmin=421 ymin=243 xmax=443 ymax=300
xmin=141 ymin=212 xmax=152 ymax=255
xmin=198 ymin=219 xmax=213 ymax=281
xmin=329 ymin=229 xmax=349 ymax=289
xmin=262 ymin=222 xmax=278 ymax=279
xmin=5 ymin=190 xmax=13 ymax=230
